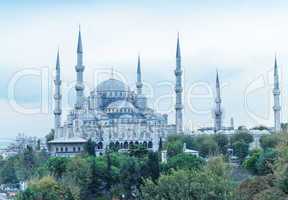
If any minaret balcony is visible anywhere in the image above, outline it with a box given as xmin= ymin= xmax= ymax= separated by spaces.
xmin=75 ymin=65 xmax=85 ymax=72
xmin=75 ymin=83 xmax=85 ymax=91
xmin=54 ymin=94 xmax=62 ymax=99
xmin=175 ymin=87 xmax=183 ymax=92
xmin=273 ymin=105 xmax=281 ymax=111
xmin=175 ymin=105 xmax=183 ymax=109
xmin=273 ymin=89 xmax=280 ymax=95
xmin=54 ymin=109 xmax=62 ymax=115
xmin=54 ymin=80 xmax=62 ymax=85
xmin=136 ymin=82 xmax=143 ymax=88
xmin=174 ymin=69 xmax=183 ymax=76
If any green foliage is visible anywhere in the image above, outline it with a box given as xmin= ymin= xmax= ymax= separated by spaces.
xmin=255 ymin=148 xmax=278 ymax=175
xmin=166 ymin=136 xmax=183 ymax=158
xmin=243 ymin=149 xmax=261 ymax=174
xmin=84 ymin=139 xmax=96 ymax=156
xmin=244 ymin=148 xmax=278 ymax=175
xmin=162 ymin=153 xmax=205 ymax=172
xmin=232 ymin=140 xmax=249 ymax=163
xmin=119 ymin=157 xmax=142 ymax=199
xmin=260 ymin=134 xmax=279 ymax=150
xmin=141 ymin=168 xmax=234 ymax=200
xmin=231 ymin=131 xmax=254 ymax=145
xmin=16 ymin=176 xmax=74 ymax=200
xmin=46 ymin=157 xmax=68 ymax=179
xmin=129 ymin=144 xmax=148 ymax=158
xmin=206 ymin=156 xmax=230 ymax=177
xmin=46 ymin=129 xmax=55 ymax=143
xmin=235 ymin=175 xmax=277 ymax=200
xmin=213 ymin=133 xmax=229 ymax=154
xmin=0 ymin=157 xmax=19 ymax=185
xmin=196 ymin=135 xmax=218 ymax=157
xmin=142 ymin=152 xmax=160 ymax=182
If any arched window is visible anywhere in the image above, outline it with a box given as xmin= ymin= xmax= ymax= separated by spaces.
xmin=73 ymin=147 xmax=76 ymax=152
xmin=148 ymin=141 xmax=153 ymax=149
xmin=143 ymin=141 xmax=147 ymax=148
xmin=124 ymin=141 xmax=128 ymax=149
xmin=56 ymin=147 xmax=59 ymax=152
xmin=109 ymin=142 xmax=115 ymax=149
xmin=60 ymin=147 xmax=63 ymax=152
xmin=129 ymin=141 xmax=134 ymax=149
xmin=115 ymin=141 xmax=120 ymax=149
xmin=78 ymin=147 xmax=81 ymax=152
xmin=65 ymin=147 xmax=68 ymax=152
xmin=98 ymin=142 xmax=103 ymax=149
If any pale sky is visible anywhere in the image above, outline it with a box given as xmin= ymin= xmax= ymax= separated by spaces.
xmin=1 ymin=0 xmax=288 ymax=138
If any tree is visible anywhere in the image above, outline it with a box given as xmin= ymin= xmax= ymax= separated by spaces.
xmin=16 ymin=176 xmax=74 ymax=200
xmin=15 ymin=146 xmax=37 ymax=181
xmin=196 ymin=136 xmax=218 ymax=157
xmin=129 ymin=144 xmax=148 ymax=158
xmin=231 ymin=131 xmax=254 ymax=145
xmin=166 ymin=140 xmax=183 ymax=158
xmin=0 ymin=158 xmax=19 ymax=185
xmin=120 ymin=157 xmax=142 ymax=199
xmin=84 ymin=139 xmax=96 ymax=156
xmin=260 ymin=134 xmax=279 ymax=150
xmin=162 ymin=153 xmax=205 ymax=172
xmin=255 ymin=148 xmax=278 ymax=175
xmin=213 ymin=134 xmax=229 ymax=155
xmin=46 ymin=129 xmax=55 ymax=143
xmin=142 ymin=152 xmax=160 ymax=182
xmin=232 ymin=140 xmax=249 ymax=163
xmin=235 ymin=175 xmax=273 ymax=200
xmin=243 ymin=149 xmax=261 ymax=174
xmin=141 ymin=169 xmax=234 ymax=200
xmin=80 ymin=158 xmax=101 ymax=200
xmin=46 ymin=157 xmax=68 ymax=179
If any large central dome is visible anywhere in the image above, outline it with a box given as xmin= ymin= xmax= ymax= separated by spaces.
xmin=96 ymin=78 xmax=130 ymax=92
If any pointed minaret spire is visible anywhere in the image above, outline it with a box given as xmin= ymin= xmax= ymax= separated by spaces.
xmin=75 ymin=26 xmax=85 ymax=110
xmin=136 ymin=54 xmax=143 ymax=95
xmin=175 ymin=33 xmax=183 ymax=134
xmin=54 ymin=49 xmax=62 ymax=132
xmin=273 ymin=55 xmax=281 ymax=132
xmin=176 ymin=32 xmax=181 ymax=59
xmin=77 ymin=25 xmax=83 ymax=54
xmin=214 ymin=70 xmax=222 ymax=132
xmin=216 ymin=69 xmax=221 ymax=99
xmin=56 ymin=48 xmax=60 ymax=70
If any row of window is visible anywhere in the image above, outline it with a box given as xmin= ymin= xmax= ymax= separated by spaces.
xmin=109 ymin=141 xmax=153 ymax=149
xmin=55 ymin=146 xmax=82 ymax=153
xmin=98 ymin=91 xmax=132 ymax=98
xmin=106 ymin=108 xmax=133 ymax=113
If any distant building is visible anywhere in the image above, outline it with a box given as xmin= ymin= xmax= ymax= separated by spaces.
xmin=48 ymin=29 xmax=182 ymax=157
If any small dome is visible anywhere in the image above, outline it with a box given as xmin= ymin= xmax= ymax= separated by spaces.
xmin=96 ymin=78 xmax=129 ymax=92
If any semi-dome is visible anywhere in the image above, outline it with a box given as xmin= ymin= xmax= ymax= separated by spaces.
xmin=106 ymin=100 xmax=135 ymax=113
xmin=96 ymin=78 xmax=129 ymax=92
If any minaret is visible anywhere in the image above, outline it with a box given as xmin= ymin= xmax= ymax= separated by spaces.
xmin=136 ymin=55 xmax=143 ymax=95
xmin=214 ymin=70 xmax=222 ymax=132
xmin=54 ymin=50 xmax=62 ymax=130
xmin=175 ymin=33 xmax=183 ymax=134
xmin=273 ymin=56 xmax=281 ymax=132
xmin=74 ymin=27 xmax=85 ymax=110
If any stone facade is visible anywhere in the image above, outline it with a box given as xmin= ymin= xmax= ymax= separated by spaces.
xmin=49 ymin=30 xmax=177 ymax=157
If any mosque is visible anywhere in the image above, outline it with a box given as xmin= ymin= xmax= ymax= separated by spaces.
xmin=48 ymin=30 xmax=182 ymax=156
xmin=49 ymin=29 xmax=281 ymax=157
